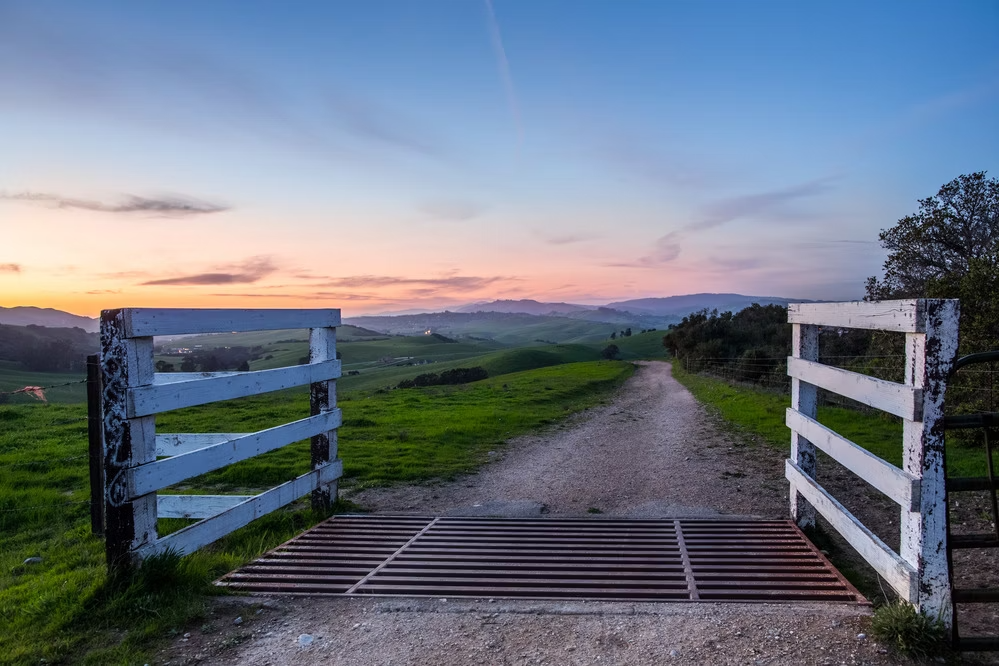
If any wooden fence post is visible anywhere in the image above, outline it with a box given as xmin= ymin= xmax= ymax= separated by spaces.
xmin=101 ymin=310 xmax=158 ymax=571
xmin=790 ymin=323 xmax=819 ymax=528
xmin=901 ymin=299 xmax=960 ymax=622
xmin=309 ymin=325 xmax=338 ymax=511
xmin=86 ymin=354 xmax=104 ymax=536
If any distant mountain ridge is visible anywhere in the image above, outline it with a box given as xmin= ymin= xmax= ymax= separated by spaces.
xmin=605 ymin=293 xmax=815 ymax=317
xmin=0 ymin=306 xmax=99 ymax=332
xmin=455 ymin=299 xmax=596 ymax=316
xmin=3 ymin=294 xmax=813 ymax=341
xmin=453 ymin=294 xmax=812 ymax=320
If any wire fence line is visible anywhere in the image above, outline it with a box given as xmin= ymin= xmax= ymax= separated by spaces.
xmin=0 ymin=378 xmax=88 ymax=396
xmin=0 ymin=499 xmax=90 ymax=514
xmin=4 ymin=454 xmax=90 ymax=467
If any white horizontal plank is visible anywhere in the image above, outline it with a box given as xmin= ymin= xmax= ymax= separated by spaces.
xmin=132 ymin=409 xmax=342 ymax=497
xmin=138 ymin=461 xmax=343 ymax=558
xmin=156 ymin=433 xmax=249 ymax=457
xmin=154 ymin=371 xmax=241 ymax=385
xmin=157 ymin=494 xmax=254 ymax=519
xmin=788 ymin=300 xmax=923 ymax=333
xmin=128 ymin=360 xmax=341 ymax=417
xmin=787 ymin=357 xmax=921 ymax=421
xmin=123 ymin=308 xmax=341 ymax=337
xmin=786 ymin=460 xmax=915 ymax=601
xmin=786 ymin=408 xmax=920 ymax=511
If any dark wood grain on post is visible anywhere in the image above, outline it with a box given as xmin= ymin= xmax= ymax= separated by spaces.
xmin=309 ymin=326 xmax=338 ymax=512
xmin=100 ymin=310 xmax=157 ymax=571
xmin=86 ymin=354 xmax=104 ymax=536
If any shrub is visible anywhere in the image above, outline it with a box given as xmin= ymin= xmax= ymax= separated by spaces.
xmin=396 ymin=367 xmax=488 ymax=389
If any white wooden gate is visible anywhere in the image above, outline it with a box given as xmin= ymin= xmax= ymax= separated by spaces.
xmin=99 ymin=308 xmax=342 ymax=569
xmin=785 ymin=299 xmax=959 ymax=623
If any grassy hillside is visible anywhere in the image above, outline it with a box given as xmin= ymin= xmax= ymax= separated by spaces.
xmin=0 ymin=360 xmax=633 ymax=664
xmin=597 ymin=330 xmax=669 ymax=360
xmin=346 ymin=311 xmax=616 ymax=345
xmin=154 ymin=333 xmax=508 ymax=375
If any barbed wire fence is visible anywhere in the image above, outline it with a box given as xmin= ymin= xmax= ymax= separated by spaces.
xmin=0 ymin=378 xmax=88 ymax=404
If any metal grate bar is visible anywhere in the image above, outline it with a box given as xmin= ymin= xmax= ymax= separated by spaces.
xmin=218 ymin=515 xmax=866 ymax=603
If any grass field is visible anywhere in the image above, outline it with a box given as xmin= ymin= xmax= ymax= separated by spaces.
xmin=0 ymin=359 xmax=633 ymax=665
xmin=600 ymin=330 xmax=668 ymax=360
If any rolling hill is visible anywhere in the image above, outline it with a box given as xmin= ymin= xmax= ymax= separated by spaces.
xmin=0 ymin=307 xmax=99 ymax=332
xmin=344 ymin=311 xmax=617 ymax=345
xmin=606 ymin=293 xmax=814 ymax=317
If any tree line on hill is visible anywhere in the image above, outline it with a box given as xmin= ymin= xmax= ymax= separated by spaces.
xmin=0 ymin=324 xmax=97 ymax=372
xmin=396 ymin=367 xmax=489 ymax=389
xmin=156 ymin=346 xmax=267 ymax=373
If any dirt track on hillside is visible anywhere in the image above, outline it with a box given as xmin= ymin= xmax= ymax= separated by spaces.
xmin=158 ymin=362 xmax=918 ymax=665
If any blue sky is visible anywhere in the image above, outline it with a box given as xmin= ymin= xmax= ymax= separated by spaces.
xmin=0 ymin=0 xmax=997 ymax=315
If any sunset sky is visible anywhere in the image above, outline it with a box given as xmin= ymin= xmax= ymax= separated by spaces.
xmin=1 ymin=1 xmax=997 ymax=317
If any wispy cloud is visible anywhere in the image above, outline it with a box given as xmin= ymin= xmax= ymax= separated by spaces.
xmin=210 ymin=292 xmax=378 ymax=301
xmin=419 ymin=200 xmax=483 ymax=221
xmin=850 ymin=77 xmax=999 ymax=152
xmin=483 ymin=0 xmax=523 ymax=147
xmin=1 ymin=191 xmax=229 ymax=216
xmin=691 ymin=178 xmax=835 ymax=232
xmin=791 ymin=239 xmax=879 ymax=249
xmin=611 ymin=177 xmax=836 ymax=268
xmin=596 ymin=140 xmax=713 ymax=191
xmin=0 ymin=7 xmax=445 ymax=165
xmin=327 ymin=93 xmax=443 ymax=157
xmin=140 ymin=256 xmax=276 ymax=286
xmin=605 ymin=232 xmax=682 ymax=268
xmin=317 ymin=274 xmax=511 ymax=293
xmin=0 ymin=263 xmax=21 ymax=273
xmin=540 ymin=233 xmax=597 ymax=246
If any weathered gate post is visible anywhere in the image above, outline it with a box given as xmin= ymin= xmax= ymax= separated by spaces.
xmin=100 ymin=309 xmax=158 ymax=571
xmin=789 ymin=322 xmax=818 ymax=528
xmin=902 ymin=299 xmax=960 ymax=622
xmin=310 ymin=324 xmax=338 ymax=511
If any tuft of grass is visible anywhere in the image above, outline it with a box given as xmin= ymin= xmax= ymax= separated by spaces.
xmin=586 ymin=507 xmax=603 ymax=514
xmin=870 ymin=602 xmax=949 ymax=659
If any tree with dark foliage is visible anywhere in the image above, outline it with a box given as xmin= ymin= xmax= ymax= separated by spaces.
xmin=601 ymin=344 xmax=620 ymax=360
xmin=866 ymin=171 xmax=997 ymax=300
xmin=866 ymin=172 xmax=999 ymax=352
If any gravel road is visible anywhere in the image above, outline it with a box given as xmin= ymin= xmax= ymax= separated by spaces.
xmin=159 ymin=361 xmax=913 ymax=665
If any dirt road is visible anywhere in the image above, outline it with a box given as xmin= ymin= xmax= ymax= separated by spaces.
xmin=159 ymin=362 xmax=906 ymax=665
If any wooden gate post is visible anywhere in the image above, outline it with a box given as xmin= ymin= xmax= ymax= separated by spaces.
xmin=101 ymin=310 xmax=158 ymax=571
xmin=790 ymin=323 xmax=819 ymax=528
xmin=901 ymin=299 xmax=960 ymax=622
xmin=309 ymin=325 xmax=338 ymax=511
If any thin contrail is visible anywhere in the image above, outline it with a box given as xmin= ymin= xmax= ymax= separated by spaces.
xmin=484 ymin=0 xmax=523 ymax=150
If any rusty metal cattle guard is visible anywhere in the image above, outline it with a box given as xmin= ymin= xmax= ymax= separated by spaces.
xmin=218 ymin=515 xmax=865 ymax=603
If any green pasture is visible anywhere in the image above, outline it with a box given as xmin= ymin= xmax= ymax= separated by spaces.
xmin=600 ymin=330 xmax=669 ymax=360
xmin=0 ymin=360 xmax=633 ymax=665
